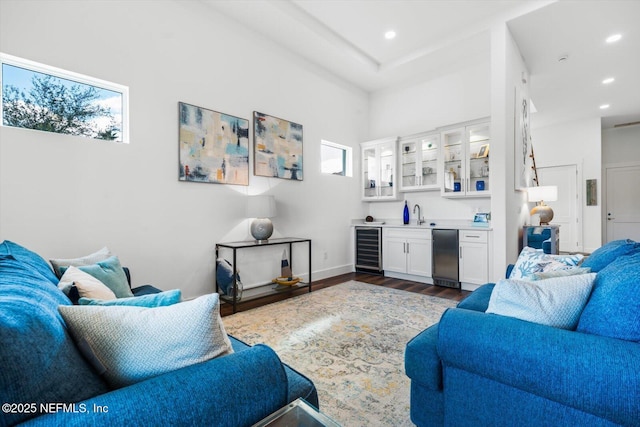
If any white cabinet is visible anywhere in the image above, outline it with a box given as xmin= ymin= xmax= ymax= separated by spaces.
xmin=361 ymin=137 xmax=398 ymax=201
xmin=383 ymin=228 xmax=432 ymax=282
xmin=399 ymin=132 xmax=440 ymax=192
xmin=459 ymin=229 xmax=489 ymax=291
xmin=440 ymin=122 xmax=491 ymax=197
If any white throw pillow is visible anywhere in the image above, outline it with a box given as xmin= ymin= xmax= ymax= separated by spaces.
xmin=487 ymin=273 xmax=597 ymax=329
xmin=58 ymin=293 xmax=233 ymax=388
xmin=59 ymin=266 xmax=116 ymax=300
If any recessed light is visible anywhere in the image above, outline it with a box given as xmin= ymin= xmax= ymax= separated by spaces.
xmin=384 ymin=30 xmax=396 ymax=40
xmin=600 ymin=104 xmax=610 ymax=110
xmin=602 ymin=77 xmax=615 ymax=84
xmin=606 ymin=34 xmax=622 ymax=43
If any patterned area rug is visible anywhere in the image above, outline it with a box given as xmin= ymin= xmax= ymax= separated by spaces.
xmin=222 ymin=281 xmax=456 ymax=426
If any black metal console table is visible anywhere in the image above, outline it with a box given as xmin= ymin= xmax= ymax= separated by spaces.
xmin=215 ymin=237 xmax=312 ymax=313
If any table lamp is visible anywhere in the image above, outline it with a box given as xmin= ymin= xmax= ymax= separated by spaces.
xmin=247 ymin=195 xmax=277 ymax=242
xmin=527 ymin=186 xmax=558 ymax=225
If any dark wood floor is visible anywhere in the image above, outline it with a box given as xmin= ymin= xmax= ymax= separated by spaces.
xmin=220 ymin=272 xmax=470 ymax=316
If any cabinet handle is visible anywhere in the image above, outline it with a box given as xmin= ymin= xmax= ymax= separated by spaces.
xmin=460 ymin=247 xmax=462 ymax=259
xmin=466 ymin=234 xmax=481 ymax=238
xmin=407 ymin=242 xmax=410 ymax=253
xmin=403 ymin=242 xmax=406 ymax=253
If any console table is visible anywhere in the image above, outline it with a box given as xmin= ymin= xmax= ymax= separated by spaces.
xmin=215 ymin=237 xmax=312 ymax=313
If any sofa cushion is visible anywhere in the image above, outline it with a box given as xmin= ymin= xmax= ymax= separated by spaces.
xmin=50 ymin=246 xmax=112 ymax=278
xmin=577 ymin=252 xmax=640 ymax=342
xmin=581 ymin=239 xmax=639 ymax=272
xmin=0 ymin=255 xmax=108 ymax=426
xmin=0 ymin=240 xmax=58 ymax=285
xmin=486 ymin=273 xmax=596 ymax=329
xmin=59 ymin=266 xmax=117 ymax=300
xmin=59 ymin=293 xmax=233 ymax=388
xmin=60 ymin=256 xmax=134 ymax=298
xmin=78 ymin=289 xmax=181 ymax=307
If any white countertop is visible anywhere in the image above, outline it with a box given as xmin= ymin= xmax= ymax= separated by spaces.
xmin=352 ymin=219 xmax=492 ymax=231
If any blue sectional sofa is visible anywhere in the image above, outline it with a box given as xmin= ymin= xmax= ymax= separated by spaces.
xmin=406 ymin=239 xmax=640 ymax=426
xmin=0 ymin=240 xmax=317 ymax=426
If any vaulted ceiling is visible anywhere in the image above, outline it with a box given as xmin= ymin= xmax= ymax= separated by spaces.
xmin=205 ymin=0 xmax=640 ymax=130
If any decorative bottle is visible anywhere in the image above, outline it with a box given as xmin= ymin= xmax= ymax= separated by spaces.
xmin=403 ymin=201 xmax=410 ymax=225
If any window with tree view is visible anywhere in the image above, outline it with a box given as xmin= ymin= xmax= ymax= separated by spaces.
xmin=1 ymin=53 xmax=129 ymax=142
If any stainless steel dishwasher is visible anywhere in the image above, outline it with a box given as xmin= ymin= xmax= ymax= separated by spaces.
xmin=432 ymin=229 xmax=460 ymax=288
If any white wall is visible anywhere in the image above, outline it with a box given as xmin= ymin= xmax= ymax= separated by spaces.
xmin=0 ymin=0 xmax=368 ymax=298
xmin=602 ymin=125 xmax=640 ymax=164
xmin=488 ymin=24 xmax=531 ymax=281
xmin=366 ymin=59 xmax=492 ymax=223
xmin=532 ymin=117 xmax=603 ymax=252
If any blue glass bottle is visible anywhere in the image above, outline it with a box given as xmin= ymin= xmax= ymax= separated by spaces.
xmin=403 ymin=201 xmax=410 ymax=225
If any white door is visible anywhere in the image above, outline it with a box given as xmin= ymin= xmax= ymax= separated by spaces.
xmin=606 ymin=164 xmax=640 ymax=242
xmin=383 ymin=237 xmax=407 ymax=273
xmin=537 ymin=165 xmax=581 ymax=252
xmin=406 ymin=238 xmax=432 ymax=277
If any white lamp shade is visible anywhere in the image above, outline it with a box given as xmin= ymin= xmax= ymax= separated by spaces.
xmin=527 ymin=186 xmax=558 ymax=203
xmin=247 ymin=195 xmax=276 ymax=218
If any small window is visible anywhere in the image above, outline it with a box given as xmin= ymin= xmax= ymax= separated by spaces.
xmin=321 ymin=140 xmax=352 ymax=177
xmin=1 ymin=53 xmax=129 ymax=143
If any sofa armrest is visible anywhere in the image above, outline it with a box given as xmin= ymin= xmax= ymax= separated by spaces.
xmin=437 ymin=308 xmax=640 ymax=426
xmin=405 ymin=323 xmax=441 ymax=389
xmin=20 ymin=344 xmax=288 ymax=427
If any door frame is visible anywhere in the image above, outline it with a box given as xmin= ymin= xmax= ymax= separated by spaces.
xmin=536 ymin=163 xmax=583 ymax=253
xmin=603 ymin=161 xmax=640 ymax=243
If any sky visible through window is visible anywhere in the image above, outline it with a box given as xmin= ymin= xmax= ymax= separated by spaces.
xmin=2 ymin=63 xmax=124 ymax=141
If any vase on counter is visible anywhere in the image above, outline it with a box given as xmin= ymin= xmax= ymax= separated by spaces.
xmin=403 ymin=201 xmax=410 ymax=225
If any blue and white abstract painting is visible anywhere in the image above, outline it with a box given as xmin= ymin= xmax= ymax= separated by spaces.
xmin=253 ymin=111 xmax=303 ymax=181
xmin=179 ymin=102 xmax=249 ymax=185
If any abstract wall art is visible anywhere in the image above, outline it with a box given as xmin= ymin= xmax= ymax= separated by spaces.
xmin=253 ymin=111 xmax=303 ymax=180
xmin=179 ymin=102 xmax=249 ymax=185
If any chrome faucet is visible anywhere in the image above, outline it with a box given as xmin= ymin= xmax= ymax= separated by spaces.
xmin=413 ymin=204 xmax=425 ymax=225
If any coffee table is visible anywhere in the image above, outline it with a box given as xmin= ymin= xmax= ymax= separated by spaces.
xmin=252 ymin=398 xmax=341 ymax=427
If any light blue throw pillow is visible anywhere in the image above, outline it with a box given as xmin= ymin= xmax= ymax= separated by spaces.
xmin=78 ymin=289 xmax=181 ymax=307
xmin=58 ymin=293 xmax=233 ymax=388
xmin=528 ymin=266 xmax=591 ymax=281
xmin=487 ymin=273 xmax=597 ymax=329
xmin=60 ymin=256 xmax=133 ymax=298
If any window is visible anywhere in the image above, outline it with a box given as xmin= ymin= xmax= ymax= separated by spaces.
xmin=1 ymin=53 xmax=129 ymax=143
xmin=321 ymin=140 xmax=352 ymax=177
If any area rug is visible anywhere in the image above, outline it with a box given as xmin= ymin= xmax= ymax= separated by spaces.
xmin=222 ymin=280 xmax=456 ymax=426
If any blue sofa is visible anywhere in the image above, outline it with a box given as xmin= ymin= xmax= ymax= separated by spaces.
xmin=0 ymin=240 xmax=317 ymax=426
xmin=405 ymin=240 xmax=640 ymax=426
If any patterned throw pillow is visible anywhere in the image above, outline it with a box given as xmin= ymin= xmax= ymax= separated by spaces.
xmin=487 ymin=273 xmax=597 ymax=329
xmin=58 ymin=293 xmax=233 ymax=388
xmin=510 ymin=247 xmax=584 ymax=280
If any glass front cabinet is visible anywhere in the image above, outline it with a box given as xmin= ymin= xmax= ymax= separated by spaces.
xmin=399 ymin=132 xmax=440 ymax=192
xmin=361 ymin=137 xmax=398 ymax=201
xmin=440 ymin=122 xmax=491 ymax=197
